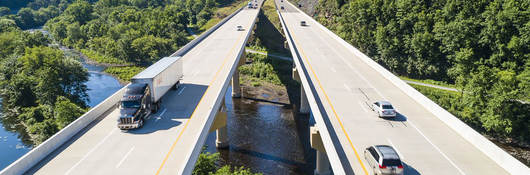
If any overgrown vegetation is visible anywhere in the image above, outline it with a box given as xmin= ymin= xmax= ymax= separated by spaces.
xmin=0 ymin=22 xmax=88 ymax=145
xmin=193 ymin=150 xmax=262 ymax=175
xmin=198 ymin=0 xmax=248 ymax=32
xmin=0 ymin=0 xmax=75 ymax=29
xmin=310 ymin=0 xmax=530 ymax=144
xmin=104 ymin=66 xmax=145 ymax=82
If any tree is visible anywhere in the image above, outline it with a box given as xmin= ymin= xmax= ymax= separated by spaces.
xmin=0 ymin=7 xmax=10 ymax=16
xmin=63 ymin=1 xmax=93 ymax=24
xmin=54 ymin=96 xmax=86 ymax=128
xmin=16 ymin=7 xmax=35 ymax=29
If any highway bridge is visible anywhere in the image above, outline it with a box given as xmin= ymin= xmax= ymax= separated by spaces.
xmin=1 ymin=0 xmax=528 ymax=175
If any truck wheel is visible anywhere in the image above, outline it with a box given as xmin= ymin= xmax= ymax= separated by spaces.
xmin=172 ymin=81 xmax=180 ymax=90
xmin=152 ymin=102 xmax=160 ymax=113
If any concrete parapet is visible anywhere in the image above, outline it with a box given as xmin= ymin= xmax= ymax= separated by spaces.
xmin=0 ymin=84 xmax=130 ymax=175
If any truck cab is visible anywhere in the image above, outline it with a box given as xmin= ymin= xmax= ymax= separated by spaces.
xmin=117 ymin=83 xmax=151 ymax=129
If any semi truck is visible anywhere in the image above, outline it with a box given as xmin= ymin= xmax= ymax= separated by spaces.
xmin=117 ymin=56 xmax=183 ymax=129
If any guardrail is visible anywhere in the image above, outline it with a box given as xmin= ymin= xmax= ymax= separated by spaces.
xmin=0 ymin=84 xmax=129 ymax=175
xmin=275 ymin=2 xmax=347 ymax=174
xmin=284 ymin=1 xmax=530 ymax=174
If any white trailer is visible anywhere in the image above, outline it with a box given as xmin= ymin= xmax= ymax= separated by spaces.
xmin=131 ymin=56 xmax=183 ymax=106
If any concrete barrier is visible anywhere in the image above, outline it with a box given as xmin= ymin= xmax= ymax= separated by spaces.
xmin=0 ymin=84 xmax=129 ymax=175
xmin=171 ymin=5 xmax=246 ymax=57
xmin=276 ymin=2 xmax=347 ymax=174
xmin=284 ymin=1 xmax=530 ymax=174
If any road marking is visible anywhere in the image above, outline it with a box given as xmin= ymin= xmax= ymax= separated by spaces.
xmin=288 ymin=23 xmax=369 ymax=175
xmin=116 ymin=146 xmax=135 ymax=168
xmin=156 ymin=32 xmax=246 ymax=175
xmin=358 ymin=101 xmax=368 ymax=113
xmin=177 ymin=87 xmax=186 ymax=95
xmin=65 ymin=128 xmax=117 ymax=175
xmin=343 ymin=83 xmax=351 ymax=92
xmin=408 ymin=121 xmax=466 ymax=175
xmin=331 ymin=67 xmax=337 ymax=72
xmin=155 ymin=108 xmax=167 ymax=122
xmin=386 ymin=138 xmax=404 ymax=160
xmin=311 ymin=20 xmax=386 ymax=101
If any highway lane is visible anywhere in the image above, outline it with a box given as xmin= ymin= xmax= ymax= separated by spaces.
xmin=277 ymin=0 xmax=509 ymax=174
xmin=28 ymin=2 xmax=262 ymax=175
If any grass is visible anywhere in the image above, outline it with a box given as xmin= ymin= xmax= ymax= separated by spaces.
xmin=239 ymin=53 xmax=283 ymax=86
xmin=399 ymin=76 xmax=458 ymax=89
xmin=81 ymin=49 xmax=127 ymax=65
xmin=104 ymin=66 xmax=145 ymax=82
xmin=199 ymin=0 xmax=248 ymax=32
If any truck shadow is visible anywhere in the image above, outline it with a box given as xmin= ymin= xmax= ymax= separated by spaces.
xmin=128 ymin=83 xmax=208 ymax=135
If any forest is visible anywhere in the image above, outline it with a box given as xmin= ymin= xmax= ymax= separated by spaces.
xmin=313 ymin=0 xmax=529 ymax=144
xmin=0 ymin=0 xmax=239 ymax=145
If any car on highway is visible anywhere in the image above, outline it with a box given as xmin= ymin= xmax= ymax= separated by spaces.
xmin=281 ymin=6 xmax=284 ymax=9
xmin=364 ymin=145 xmax=404 ymax=175
xmin=237 ymin=25 xmax=244 ymax=31
xmin=248 ymin=2 xmax=253 ymax=8
xmin=372 ymin=101 xmax=397 ymax=118
xmin=300 ymin=21 xmax=306 ymax=26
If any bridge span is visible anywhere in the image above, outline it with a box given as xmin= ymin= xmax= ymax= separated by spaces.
xmin=276 ymin=0 xmax=528 ymax=175
xmin=1 ymin=1 xmax=262 ymax=175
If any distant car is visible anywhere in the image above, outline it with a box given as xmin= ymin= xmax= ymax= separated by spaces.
xmin=298 ymin=4 xmax=302 ymax=7
xmin=372 ymin=101 xmax=397 ymax=118
xmin=237 ymin=25 xmax=244 ymax=31
xmin=364 ymin=145 xmax=404 ymax=175
xmin=248 ymin=2 xmax=253 ymax=8
xmin=300 ymin=21 xmax=306 ymax=26
xmin=281 ymin=0 xmax=283 ymax=2
xmin=281 ymin=6 xmax=284 ymax=9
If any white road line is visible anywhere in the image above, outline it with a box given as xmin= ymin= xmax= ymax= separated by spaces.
xmin=343 ymin=83 xmax=351 ymax=92
xmin=310 ymin=20 xmax=386 ymax=100
xmin=155 ymin=109 xmax=167 ymax=122
xmin=358 ymin=101 xmax=368 ymax=113
xmin=408 ymin=121 xmax=466 ymax=175
xmin=331 ymin=67 xmax=337 ymax=72
xmin=65 ymin=128 xmax=118 ymax=175
xmin=116 ymin=146 xmax=135 ymax=168
xmin=177 ymin=87 xmax=186 ymax=95
xmin=386 ymin=138 xmax=404 ymax=160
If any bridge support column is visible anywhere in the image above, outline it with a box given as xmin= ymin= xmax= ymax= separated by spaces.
xmin=293 ymin=67 xmax=310 ymax=114
xmin=232 ymin=51 xmax=246 ymax=98
xmin=210 ymin=101 xmax=229 ymax=148
xmin=311 ymin=127 xmax=331 ymax=175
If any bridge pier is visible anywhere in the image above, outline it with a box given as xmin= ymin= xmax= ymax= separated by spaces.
xmin=311 ymin=127 xmax=331 ymax=175
xmin=210 ymin=101 xmax=229 ymax=148
xmin=293 ymin=67 xmax=310 ymax=114
xmin=232 ymin=50 xmax=246 ymax=98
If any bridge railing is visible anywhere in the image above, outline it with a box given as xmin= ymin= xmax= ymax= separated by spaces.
xmin=0 ymin=84 xmax=129 ymax=175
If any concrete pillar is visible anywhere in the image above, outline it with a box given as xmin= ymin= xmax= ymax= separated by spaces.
xmin=300 ymin=86 xmax=310 ymax=114
xmin=293 ymin=67 xmax=309 ymax=114
xmin=232 ymin=51 xmax=245 ymax=98
xmin=210 ymin=100 xmax=228 ymax=148
xmin=311 ymin=127 xmax=331 ymax=175
xmin=216 ymin=126 xmax=228 ymax=148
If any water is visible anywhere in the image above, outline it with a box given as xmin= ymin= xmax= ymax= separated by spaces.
xmin=205 ymin=88 xmax=315 ymax=174
xmin=0 ymin=61 xmax=122 ymax=170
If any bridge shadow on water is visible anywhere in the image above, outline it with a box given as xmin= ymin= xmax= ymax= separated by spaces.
xmin=128 ymin=83 xmax=207 ymax=135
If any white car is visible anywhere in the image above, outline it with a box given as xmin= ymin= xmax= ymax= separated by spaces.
xmin=372 ymin=101 xmax=397 ymax=118
xmin=364 ymin=145 xmax=404 ymax=175
xmin=237 ymin=25 xmax=244 ymax=31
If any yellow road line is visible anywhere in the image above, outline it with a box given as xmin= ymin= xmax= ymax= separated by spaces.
xmin=289 ymin=24 xmax=369 ymax=175
xmin=155 ymin=33 xmax=245 ymax=175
